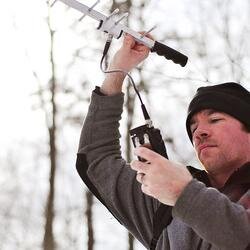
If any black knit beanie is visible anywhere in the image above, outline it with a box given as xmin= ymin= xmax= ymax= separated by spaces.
xmin=186 ymin=82 xmax=250 ymax=142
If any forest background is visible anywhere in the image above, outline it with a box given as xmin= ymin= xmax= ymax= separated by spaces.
xmin=1 ymin=0 xmax=250 ymax=249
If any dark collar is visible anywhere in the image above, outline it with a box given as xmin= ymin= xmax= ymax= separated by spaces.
xmin=187 ymin=165 xmax=211 ymax=186
xmin=187 ymin=162 xmax=250 ymax=187
xmin=225 ymin=162 xmax=250 ymax=186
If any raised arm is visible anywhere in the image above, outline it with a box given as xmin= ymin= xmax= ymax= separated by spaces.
xmin=76 ymin=34 xmax=166 ymax=249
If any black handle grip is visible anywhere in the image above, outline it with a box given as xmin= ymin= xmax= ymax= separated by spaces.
xmin=151 ymin=41 xmax=188 ymax=67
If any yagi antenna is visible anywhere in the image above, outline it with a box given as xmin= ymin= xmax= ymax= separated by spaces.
xmin=107 ymin=8 xmax=119 ymax=20
xmin=51 ymin=0 xmax=188 ymax=67
xmin=78 ymin=0 xmax=100 ymax=21
xmin=50 ymin=0 xmax=58 ymax=7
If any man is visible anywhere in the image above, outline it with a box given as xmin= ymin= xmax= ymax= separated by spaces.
xmin=76 ymin=34 xmax=250 ymax=249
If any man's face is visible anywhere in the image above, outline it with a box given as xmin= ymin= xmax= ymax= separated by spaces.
xmin=190 ymin=109 xmax=250 ymax=174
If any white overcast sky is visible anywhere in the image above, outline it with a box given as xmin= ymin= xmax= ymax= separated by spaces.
xmin=0 ymin=1 xmax=32 ymax=148
xmin=0 ymin=0 xmax=58 ymax=150
xmin=0 ymin=0 xmax=183 ymax=150
xmin=1 ymin=0 xmax=249 ymax=154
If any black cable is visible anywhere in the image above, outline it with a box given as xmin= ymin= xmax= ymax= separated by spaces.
xmin=100 ymin=35 xmax=151 ymax=122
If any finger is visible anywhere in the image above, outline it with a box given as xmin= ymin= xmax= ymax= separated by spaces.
xmin=136 ymin=172 xmax=145 ymax=184
xmin=124 ymin=33 xmax=150 ymax=52
xmin=141 ymin=183 xmax=152 ymax=197
xmin=134 ymin=147 xmax=160 ymax=163
xmin=131 ymin=160 xmax=149 ymax=173
xmin=134 ymin=43 xmax=150 ymax=53
xmin=123 ymin=33 xmax=136 ymax=48
xmin=138 ymin=31 xmax=155 ymax=40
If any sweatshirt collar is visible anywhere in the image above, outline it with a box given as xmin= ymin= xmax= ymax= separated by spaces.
xmin=187 ymin=162 xmax=250 ymax=187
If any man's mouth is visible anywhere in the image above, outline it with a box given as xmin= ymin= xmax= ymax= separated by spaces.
xmin=198 ymin=144 xmax=216 ymax=154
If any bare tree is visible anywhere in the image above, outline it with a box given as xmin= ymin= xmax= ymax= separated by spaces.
xmin=42 ymin=4 xmax=57 ymax=250
xmin=2 ymin=1 xmax=250 ymax=250
xmin=85 ymin=191 xmax=94 ymax=250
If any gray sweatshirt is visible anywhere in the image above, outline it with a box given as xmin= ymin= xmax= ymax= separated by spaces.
xmin=77 ymin=90 xmax=250 ymax=250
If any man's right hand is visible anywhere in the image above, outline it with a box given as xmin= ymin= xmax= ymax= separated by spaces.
xmin=109 ymin=33 xmax=151 ymax=72
xmin=101 ymin=33 xmax=151 ymax=96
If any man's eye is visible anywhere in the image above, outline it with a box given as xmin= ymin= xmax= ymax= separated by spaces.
xmin=191 ymin=127 xmax=197 ymax=134
xmin=210 ymin=118 xmax=222 ymax=123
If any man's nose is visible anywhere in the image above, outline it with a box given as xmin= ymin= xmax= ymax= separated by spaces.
xmin=193 ymin=125 xmax=210 ymax=143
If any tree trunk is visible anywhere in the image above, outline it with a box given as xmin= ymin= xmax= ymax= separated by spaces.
xmin=43 ymin=5 xmax=57 ymax=250
xmin=43 ymin=128 xmax=57 ymax=250
xmin=85 ymin=191 xmax=94 ymax=250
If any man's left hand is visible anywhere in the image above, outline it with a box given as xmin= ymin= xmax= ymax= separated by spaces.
xmin=131 ymin=147 xmax=193 ymax=206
